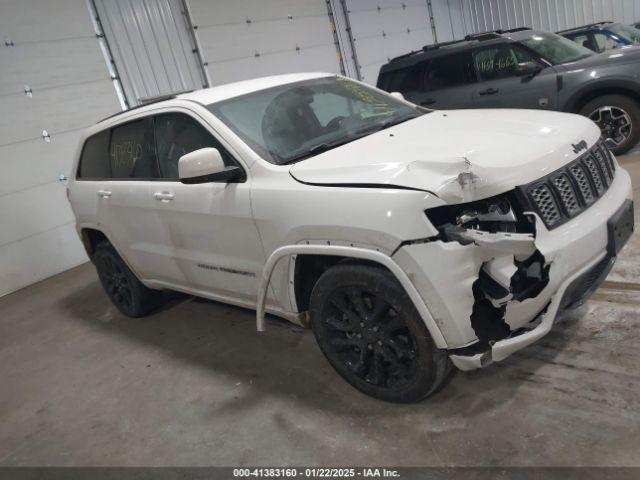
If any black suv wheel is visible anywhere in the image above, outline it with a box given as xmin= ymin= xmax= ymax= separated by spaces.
xmin=93 ymin=241 xmax=163 ymax=317
xmin=580 ymin=95 xmax=640 ymax=155
xmin=309 ymin=263 xmax=452 ymax=403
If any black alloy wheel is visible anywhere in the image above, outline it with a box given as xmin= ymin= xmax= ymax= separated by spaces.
xmin=93 ymin=242 xmax=162 ymax=317
xmin=309 ymin=264 xmax=452 ymax=403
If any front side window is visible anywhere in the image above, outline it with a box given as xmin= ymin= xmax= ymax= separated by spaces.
xmin=154 ymin=113 xmax=232 ymax=179
xmin=78 ymin=129 xmax=110 ymax=179
xmin=423 ymin=52 xmax=475 ymax=90
xmin=207 ymin=76 xmax=424 ymax=165
xmin=520 ymin=32 xmax=593 ymax=64
xmin=473 ymin=44 xmax=537 ymax=81
xmin=109 ymin=118 xmax=158 ymax=179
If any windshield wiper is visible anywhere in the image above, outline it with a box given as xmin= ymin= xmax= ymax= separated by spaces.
xmin=278 ymin=138 xmax=357 ymax=165
xmin=278 ymin=114 xmax=422 ymax=165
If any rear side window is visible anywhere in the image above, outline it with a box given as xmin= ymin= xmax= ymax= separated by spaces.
xmin=377 ymin=62 xmax=427 ymax=94
xmin=154 ymin=113 xmax=233 ymax=179
xmin=77 ymin=130 xmax=110 ymax=179
xmin=109 ymin=118 xmax=159 ymax=179
xmin=423 ymin=52 xmax=475 ymax=90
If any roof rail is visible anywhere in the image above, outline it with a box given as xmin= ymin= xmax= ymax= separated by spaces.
xmin=556 ymin=21 xmax=612 ymax=34
xmin=98 ymin=89 xmax=195 ymax=123
xmin=503 ymin=27 xmax=531 ymax=33
xmin=421 ymin=37 xmax=470 ymax=52
xmin=388 ymin=27 xmax=525 ymax=64
xmin=138 ymin=89 xmax=193 ymax=105
xmin=464 ymin=31 xmax=503 ymax=41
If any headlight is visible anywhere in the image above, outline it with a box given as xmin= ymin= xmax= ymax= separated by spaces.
xmin=425 ymin=191 xmax=534 ymax=234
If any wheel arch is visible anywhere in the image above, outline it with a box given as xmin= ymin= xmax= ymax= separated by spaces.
xmin=80 ymin=227 xmax=109 ymax=256
xmin=563 ymin=79 xmax=640 ymax=113
xmin=256 ymin=244 xmax=448 ymax=349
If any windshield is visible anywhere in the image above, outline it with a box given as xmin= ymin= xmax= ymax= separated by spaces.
xmin=207 ymin=76 xmax=424 ymax=165
xmin=608 ymin=23 xmax=640 ymax=43
xmin=520 ymin=32 xmax=593 ymax=64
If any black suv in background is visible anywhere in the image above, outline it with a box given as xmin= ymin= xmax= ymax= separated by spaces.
xmin=377 ymin=28 xmax=640 ymax=154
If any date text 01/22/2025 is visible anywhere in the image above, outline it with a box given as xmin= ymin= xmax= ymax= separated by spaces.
xmin=232 ymin=468 xmax=401 ymax=478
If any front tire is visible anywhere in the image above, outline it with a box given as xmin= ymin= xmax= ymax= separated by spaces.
xmin=579 ymin=94 xmax=640 ymax=155
xmin=309 ymin=264 xmax=452 ymax=403
xmin=92 ymin=242 xmax=163 ymax=317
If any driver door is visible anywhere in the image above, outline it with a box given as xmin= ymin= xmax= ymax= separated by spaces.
xmin=145 ymin=111 xmax=265 ymax=302
xmin=471 ymin=43 xmax=560 ymax=110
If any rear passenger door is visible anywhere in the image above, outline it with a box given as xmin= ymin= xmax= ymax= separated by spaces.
xmin=412 ymin=52 xmax=476 ymax=109
xmin=145 ymin=111 xmax=264 ymax=302
xmin=97 ymin=117 xmax=159 ymax=278
xmin=471 ymin=43 xmax=559 ymax=110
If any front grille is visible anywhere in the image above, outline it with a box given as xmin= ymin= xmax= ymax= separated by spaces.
xmin=519 ymin=140 xmax=616 ymax=229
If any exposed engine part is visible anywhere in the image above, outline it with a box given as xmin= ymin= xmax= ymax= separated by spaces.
xmin=471 ymin=250 xmax=550 ymax=344
xmin=480 ymin=255 xmax=517 ymax=307
xmin=510 ymin=251 xmax=550 ymax=301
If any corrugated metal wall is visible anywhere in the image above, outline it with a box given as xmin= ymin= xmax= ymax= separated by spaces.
xmin=0 ymin=0 xmax=120 ymax=296
xmin=93 ymin=0 xmax=207 ymax=105
xmin=449 ymin=0 xmax=640 ymax=37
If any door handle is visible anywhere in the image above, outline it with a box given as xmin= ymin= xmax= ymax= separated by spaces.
xmin=153 ymin=191 xmax=174 ymax=202
xmin=479 ymin=88 xmax=499 ymax=96
xmin=97 ymin=189 xmax=112 ymax=198
xmin=420 ymin=98 xmax=436 ymax=106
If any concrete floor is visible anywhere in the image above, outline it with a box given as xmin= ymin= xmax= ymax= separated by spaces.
xmin=1 ymin=157 xmax=640 ymax=467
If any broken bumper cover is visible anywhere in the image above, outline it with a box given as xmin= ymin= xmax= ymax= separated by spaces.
xmin=449 ymin=247 xmax=618 ymax=371
xmin=452 ymin=194 xmax=634 ymax=370
xmin=392 ymin=168 xmax=633 ymax=370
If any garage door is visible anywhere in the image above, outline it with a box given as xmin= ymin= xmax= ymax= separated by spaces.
xmin=343 ymin=0 xmax=435 ymax=84
xmin=187 ymin=0 xmax=343 ymax=86
xmin=93 ymin=0 xmax=208 ymax=105
xmin=0 ymin=0 xmax=120 ymax=296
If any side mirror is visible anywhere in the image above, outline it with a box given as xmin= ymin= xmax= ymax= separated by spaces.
xmin=515 ymin=61 xmax=542 ymax=77
xmin=389 ymin=91 xmax=405 ymax=101
xmin=178 ymin=147 xmax=242 ymax=184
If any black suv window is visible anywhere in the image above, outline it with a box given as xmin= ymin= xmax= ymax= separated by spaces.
xmin=78 ymin=130 xmax=110 ymax=179
xmin=109 ymin=118 xmax=158 ymax=179
xmin=154 ymin=113 xmax=233 ymax=179
xmin=473 ymin=44 xmax=537 ymax=81
xmin=378 ymin=62 xmax=427 ymax=94
xmin=423 ymin=52 xmax=475 ymax=90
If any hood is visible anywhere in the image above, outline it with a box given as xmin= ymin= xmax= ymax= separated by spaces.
xmin=565 ymin=45 xmax=640 ymax=68
xmin=289 ymin=109 xmax=601 ymax=204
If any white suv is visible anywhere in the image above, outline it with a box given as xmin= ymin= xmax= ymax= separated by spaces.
xmin=68 ymin=73 xmax=634 ymax=402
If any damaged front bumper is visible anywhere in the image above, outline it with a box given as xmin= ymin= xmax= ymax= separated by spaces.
xmin=392 ymin=167 xmax=634 ymax=371
xmin=449 ymin=249 xmax=616 ymax=370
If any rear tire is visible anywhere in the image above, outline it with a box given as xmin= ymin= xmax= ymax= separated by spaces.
xmin=579 ymin=94 xmax=640 ymax=155
xmin=92 ymin=241 xmax=163 ymax=317
xmin=309 ymin=263 xmax=452 ymax=403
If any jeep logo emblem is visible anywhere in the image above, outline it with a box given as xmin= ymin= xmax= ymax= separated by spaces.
xmin=572 ymin=140 xmax=588 ymax=153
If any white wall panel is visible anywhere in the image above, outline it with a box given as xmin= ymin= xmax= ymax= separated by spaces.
xmin=344 ymin=0 xmax=434 ymax=83
xmin=188 ymin=0 xmax=342 ymax=85
xmin=450 ymin=0 xmax=640 ymax=36
xmin=0 ymin=0 xmax=120 ymax=296
xmin=0 ymin=223 xmax=87 ymax=298
xmin=0 ymin=131 xmax=80 ymax=198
